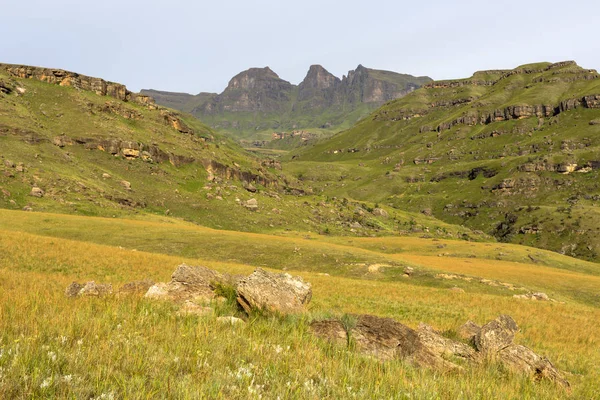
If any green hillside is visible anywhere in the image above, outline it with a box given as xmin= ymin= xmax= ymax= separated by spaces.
xmin=290 ymin=61 xmax=600 ymax=261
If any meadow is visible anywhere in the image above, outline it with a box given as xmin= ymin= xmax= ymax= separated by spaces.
xmin=1 ymin=210 xmax=599 ymax=399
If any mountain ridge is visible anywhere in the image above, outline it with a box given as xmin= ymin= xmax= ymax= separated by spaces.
xmin=141 ymin=64 xmax=432 ymax=139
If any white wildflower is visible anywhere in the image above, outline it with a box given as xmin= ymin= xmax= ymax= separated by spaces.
xmin=77 ymin=339 xmax=84 ymax=347
xmin=40 ymin=377 xmax=52 ymax=389
xmin=62 ymin=374 xmax=73 ymax=383
xmin=47 ymin=351 xmax=57 ymax=362
xmin=60 ymin=336 xmax=68 ymax=345
xmin=273 ymin=344 xmax=283 ymax=354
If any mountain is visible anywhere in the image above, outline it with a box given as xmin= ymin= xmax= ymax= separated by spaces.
xmin=289 ymin=61 xmax=600 ymax=261
xmin=0 ymin=62 xmax=471 ymax=239
xmin=141 ymin=65 xmax=432 ymax=140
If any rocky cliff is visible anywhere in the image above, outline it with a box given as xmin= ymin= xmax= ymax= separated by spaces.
xmin=142 ymin=64 xmax=432 ymax=137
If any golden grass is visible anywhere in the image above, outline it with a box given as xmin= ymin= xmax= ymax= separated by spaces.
xmin=1 ymin=229 xmax=599 ymax=398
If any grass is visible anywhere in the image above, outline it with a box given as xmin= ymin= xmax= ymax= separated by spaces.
xmin=1 ymin=221 xmax=599 ymax=398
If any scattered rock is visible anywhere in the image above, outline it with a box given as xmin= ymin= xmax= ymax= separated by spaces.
xmin=22 ymin=205 xmax=33 ymax=212
xmin=29 ymin=187 xmax=44 ymax=198
xmin=1 ymin=188 xmax=10 ymax=198
xmin=243 ymin=198 xmax=259 ymax=211
xmin=404 ymin=266 xmax=414 ymax=276
xmin=102 ymin=173 xmax=111 ymax=179
xmin=474 ymin=315 xmax=518 ymax=354
xmin=120 ymin=180 xmax=131 ymax=190
xmin=372 ymin=208 xmax=389 ymax=218
xmin=3 ymin=159 xmax=15 ymax=168
xmin=217 ymin=316 xmax=245 ymax=325
xmin=52 ymin=136 xmax=72 ymax=147
xmin=513 ymin=292 xmax=552 ymax=301
xmin=236 ymin=268 xmax=312 ymax=314
xmin=243 ymin=182 xmax=257 ymax=193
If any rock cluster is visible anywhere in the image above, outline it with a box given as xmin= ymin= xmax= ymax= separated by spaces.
xmin=311 ymin=314 xmax=569 ymax=387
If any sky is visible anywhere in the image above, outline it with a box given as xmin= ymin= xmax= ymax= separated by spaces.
xmin=2 ymin=0 xmax=599 ymax=94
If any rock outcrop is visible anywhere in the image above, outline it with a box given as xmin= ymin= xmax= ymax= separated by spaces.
xmin=236 ymin=268 xmax=312 ymax=314
xmin=311 ymin=314 xmax=569 ymax=387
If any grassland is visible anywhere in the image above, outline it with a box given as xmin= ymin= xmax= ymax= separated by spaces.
xmin=1 ymin=209 xmax=599 ymax=398
xmin=289 ymin=61 xmax=600 ymax=261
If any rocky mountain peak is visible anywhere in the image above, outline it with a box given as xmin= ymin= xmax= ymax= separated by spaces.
xmin=299 ymin=65 xmax=340 ymax=91
xmin=226 ymin=67 xmax=291 ymax=91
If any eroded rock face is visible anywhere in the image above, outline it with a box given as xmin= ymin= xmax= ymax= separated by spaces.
xmin=236 ymin=268 xmax=312 ymax=314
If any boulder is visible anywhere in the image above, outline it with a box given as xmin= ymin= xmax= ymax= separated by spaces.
xmin=145 ymin=263 xmax=235 ymax=303
xmin=457 ymin=320 xmax=481 ymax=341
xmin=498 ymin=344 xmax=570 ymax=388
xmin=474 ymin=314 xmax=519 ymax=354
xmin=120 ymin=180 xmax=131 ymax=190
xmin=118 ymin=280 xmax=154 ymax=295
xmin=66 ymin=281 xmax=113 ymax=297
xmin=236 ymin=268 xmax=312 ymax=314
xmin=311 ymin=314 xmax=459 ymax=370
xmin=417 ymin=323 xmax=479 ymax=362
xmin=372 ymin=208 xmax=389 ymax=218
xmin=65 ymin=282 xmax=84 ymax=297
xmin=243 ymin=182 xmax=257 ymax=193
xmin=30 ymin=187 xmax=44 ymax=198
xmin=243 ymin=198 xmax=258 ymax=211
xmin=310 ymin=319 xmax=348 ymax=345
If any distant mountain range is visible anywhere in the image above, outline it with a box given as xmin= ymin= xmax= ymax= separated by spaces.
xmin=141 ymin=65 xmax=432 ymax=138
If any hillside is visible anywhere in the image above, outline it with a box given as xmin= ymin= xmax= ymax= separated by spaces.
xmin=141 ymin=65 xmax=432 ymax=141
xmin=289 ymin=61 xmax=600 ymax=261
xmin=0 ymin=62 xmax=480 ymax=240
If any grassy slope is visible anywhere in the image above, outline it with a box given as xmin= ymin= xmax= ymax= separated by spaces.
xmin=0 ymin=211 xmax=599 ymax=398
xmin=290 ymin=62 xmax=600 ymax=261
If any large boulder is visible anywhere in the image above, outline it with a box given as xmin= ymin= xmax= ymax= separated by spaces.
xmin=474 ymin=314 xmax=518 ymax=354
xmin=236 ymin=268 xmax=312 ymax=314
xmin=457 ymin=320 xmax=481 ymax=341
xmin=417 ymin=323 xmax=479 ymax=362
xmin=145 ymin=263 xmax=235 ymax=303
xmin=311 ymin=314 xmax=459 ymax=370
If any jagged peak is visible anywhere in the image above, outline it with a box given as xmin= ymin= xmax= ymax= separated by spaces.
xmin=299 ymin=65 xmax=340 ymax=90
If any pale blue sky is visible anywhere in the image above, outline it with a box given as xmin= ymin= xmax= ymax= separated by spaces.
xmin=2 ymin=0 xmax=599 ymax=94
